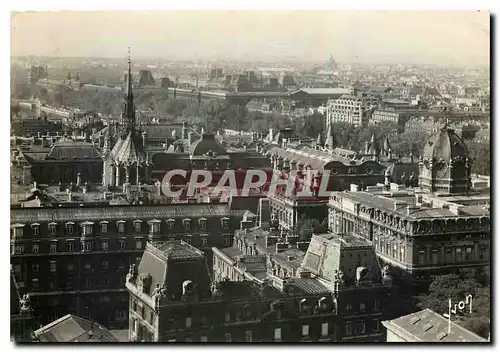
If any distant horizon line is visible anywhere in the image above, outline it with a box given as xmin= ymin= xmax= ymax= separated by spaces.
xmin=10 ymin=55 xmax=490 ymax=69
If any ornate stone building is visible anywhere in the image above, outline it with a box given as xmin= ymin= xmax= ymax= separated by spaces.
xmin=327 ymin=124 xmax=490 ymax=282
xmin=10 ymin=202 xmax=245 ymax=328
xmin=127 ymin=230 xmax=392 ymax=343
xmin=210 ymin=227 xmax=394 ymax=342
xmin=258 ymin=126 xmax=387 ymax=231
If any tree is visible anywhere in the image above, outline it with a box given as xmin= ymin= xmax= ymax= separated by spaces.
xmin=414 ymin=271 xmax=490 ymax=339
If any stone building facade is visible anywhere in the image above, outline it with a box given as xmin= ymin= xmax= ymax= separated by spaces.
xmin=327 ymin=124 xmax=490 ymax=282
xmin=10 ymin=203 xmax=244 ymax=328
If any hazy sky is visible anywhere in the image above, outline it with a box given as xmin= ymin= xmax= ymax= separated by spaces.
xmin=11 ymin=11 xmax=490 ymax=65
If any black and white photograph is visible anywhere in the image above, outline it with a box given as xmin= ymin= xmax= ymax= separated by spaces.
xmin=8 ymin=9 xmax=491 ymax=343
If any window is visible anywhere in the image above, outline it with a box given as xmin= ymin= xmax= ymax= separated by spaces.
xmin=224 ymin=312 xmax=230 ymax=322
xmin=82 ymin=223 xmax=93 ymax=235
xmin=65 ymin=223 xmax=74 ymax=235
xmin=13 ymin=226 xmax=24 ymax=238
xmin=134 ymin=221 xmax=142 ymax=233
xmin=100 ymin=222 xmax=108 ymax=234
xmin=135 ymin=239 xmax=143 ymax=249
xmin=115 ymin=311 xmax=127 ymax=321
xmin=244 ymin=330 xmax=252 ymax=342
xmin=66 ymin=278 xmax=73 ymax=289
xmin=13 ymin=244 xmax=24 ymax=254
xmin=150 ymin=221 xmax=160 ymax=234
xmin=321 ymin=322 xmax=329 ymax=336
xmin=103 ymin=276 xmax=109 ymax=287
xmin=101 ymin=240 xmax=108 ymax=251
xmin=117 ymin=221 xmax=125 ymax=233
xmin=418 ymin=250 xmax=425 ymax=265
xmin=32 ymin=224 xmax=40 ymax=236
xmin=400 ymin=247 xmax=405 ymax=262
xmin=84 ymin=263 xmax=92 ymax=272
xmin=32 ymin=243 xmax=39 ymax=253
xmin=167 ymin=219 xmax=175 ymax=231
xmin=199 ymin=218 xmax=207 ymax=230
xmin=83 ymin=241 xmax=92 ymax=251
xmin=345 ymin=321 xmax=352 ymax=336
xmin=360 ymin=303 xmax=366 ymax=312
xmin=358 ymin=320 xmax=366 ymax=334
xmin=431 ymin=250 xmax=439 ymax=265
xmin=183 ymin=219 xmax=191 ymax=231
xmin=224 ymin=235 xmax=231 ymax=247
xmin=185 ymin=317 xmax=192 ymax=328
xmin=374 ymin=299 xmax=379 ymax=311
xmin=49 ymin=242 xmax=57 ymax=253
xmin=85 ymin=276 xmax=91 ymax=288
xmin=479 ymin=247 xmax=487 ymax=260
xmin=224 ymin=333 xmax=231 ymax=342
xmin=68 ymin=262 xmax=74 ymax=272
xmin=274 ymin=328 xmax=282 ymax=341
xmin=49 ymin=223 xmax=57 ymax=236
xmin=465 ymin=247 xmax=473 ymax=261
xmin=32 ymin=278 xmax=39 ymax=289
xmin=67 ymin=241 xmax=74 ymax=251
xmin=149 ymin=311 xmax=154 ymax=325
xmin=455 ymin=248 xmax=463 ymax=262
xmin=50 ymin=260 xmax=57 ymax=272
xmin=346 ymin=304 xmax=352 ymax=312
xmin=119 ymin=240 xmax=126 ymax=250
xmin=200 ymin=336 xmax=208 ymax=343
xmin=101 ymin=261 xmax=109 ymax=270
xmin=446 ymin=249 xmax=452 ymax=263
xmin=373 ymin=319 xmax=380 ymax=332
xmin=118 ymin=261 xmax=126 ymax=270
xmin=302 ymin=325 xmax=309 ymax=337
xmin=32 ymin=264 xmax=39 ymax=273
xmin=201 ymin=237 xmax=208 ymax=246
xmin=222 ymin=218 xmax=229 ymax=231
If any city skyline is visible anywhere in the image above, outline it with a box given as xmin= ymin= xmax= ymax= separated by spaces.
xmin=11 ymin=11 xmax=490 ymax=66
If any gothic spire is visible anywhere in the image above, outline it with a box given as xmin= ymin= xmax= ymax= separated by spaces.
xmin=121 ymin=47 xmax=136 ymax=136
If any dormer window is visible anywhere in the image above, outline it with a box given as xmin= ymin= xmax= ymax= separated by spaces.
xmin=65 ymin=222 xmax=74 ymax=235
xmin=167 ymin=219 xmax=175 ymax=231
xmin=199 ymin=218 xmax=207 ymax=231
xmin=31 ymin=223 xmax=40 ymax=236
xmin=221 ymin=217 xmax=229 ymax=231
xmin=134 ymin=220 xmax=142 ymax=233
xmin=100 ymin=221 xmax=108 ymax=234
xmin=183 ymin=219 xmax=191 ymax=232
xmin=117 ymin=221 xmax=125 ymax=234
xmin=49 ymin=223 xmax=57 ymax=236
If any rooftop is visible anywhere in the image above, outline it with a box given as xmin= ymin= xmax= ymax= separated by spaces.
xmin=382 ymin=309 xmax=487 ymax=342
xmin=34 ymin=314 xmax=119 ymax=342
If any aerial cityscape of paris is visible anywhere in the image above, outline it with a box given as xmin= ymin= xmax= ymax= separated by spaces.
xmin=9 ymin=10 xmax=491 ymax=343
